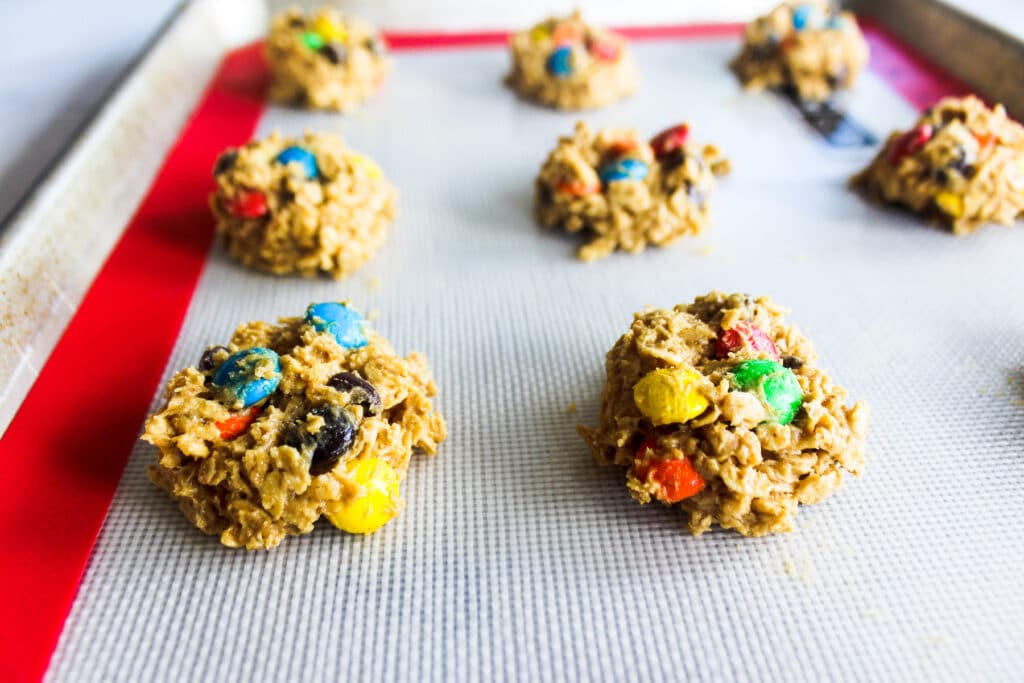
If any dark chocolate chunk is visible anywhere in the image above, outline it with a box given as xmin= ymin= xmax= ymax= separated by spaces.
xmin=199 ymin=345 xmax=230 ymax=373
xmin=288 ymin=405 xmax=357 ymax=476
xmin=320 ymin=42 xmax=347 ymax=65
xmin=213 ymin=151 xmax=238 ymax=177
xmin=328 ymin=371 xmax=382 ymax=415
xmin=782 ymin=355 xmax=804 ymax=369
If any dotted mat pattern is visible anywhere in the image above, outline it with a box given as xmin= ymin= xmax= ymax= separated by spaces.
xmin=47 ymin=41 xmax=1024 ymax=682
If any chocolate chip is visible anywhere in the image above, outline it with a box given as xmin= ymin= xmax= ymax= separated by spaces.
xmin=320 ymin=42 xmax=347 ymax=65
xmin=327 ymin=371 xmax=382 ymax=415
xmin=659 ymin=147 xmax=687 ymax=172
xmin=941 ymin=110 xmax=967 ymax=125
xmin=288 ymin=405 xmax=357 ymax=476
xmin=288 ymin=16 xmax=305 ymax=28
xmin=199 ymin=345 xmax=230 ymax=373
xmin=365 ymin=37 xmax=383 ymax=55
xmin=826 ymin=66 xmax=849 ymax=88
xmin=782 ymin=355 xmax=804 ymax=369
xmin=213 ymin=151 xmax=237 ymax=177
xmin=951 ymin=149 xmax=976 ymax=179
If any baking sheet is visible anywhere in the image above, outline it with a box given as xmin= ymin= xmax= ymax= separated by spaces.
xmin=44 ymin=35 xmax=1024 ymax=683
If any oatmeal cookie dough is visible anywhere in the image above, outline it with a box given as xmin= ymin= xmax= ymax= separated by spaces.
xmin=506 ymin=11 xmax=637 ymax=110
xmin=210 ymin=132 xmax=396 ymax=279
xmin=536 ymin=121 xmax=730 ymax=261
xmin=578 ymin=292 xmax=868 ymax=537
xmin=142 ymin=302 xmax=447 ymax=549
xmin=266 ymin=6 xmax=389 ymax=111
xmin=731 ymin=1 xmax=869 ymax=102
xmin=852 ymin=96 xmax=1024 ymax=234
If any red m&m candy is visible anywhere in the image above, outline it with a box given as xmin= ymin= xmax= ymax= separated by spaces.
xmin=226 ymin=190 xmax=268 ymax=218
xmin=631 ymin=434 xmax=706 ymax=503
xmin=215 ymin=406 xmax=262 ymax=440
xmin=649 ymin=124 xmax=690 ymax=159
xmin=886 ymin=124 xmax=933 ymax=165
xmin=588 ymin=38 xmax=621 ymax=61
xmin=551 ymin=23 xmax=582 ymax=45
xmin=716 ymin=321 xmax=781 ymax=361
xmin=555 ymin=180 xmax=601 ymax=196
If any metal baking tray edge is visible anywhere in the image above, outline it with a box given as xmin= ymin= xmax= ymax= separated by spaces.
xmin=851 ymin=0 xmax=1024 ymax=120
xmin=0 ymin=0 xmax=266 ymax=438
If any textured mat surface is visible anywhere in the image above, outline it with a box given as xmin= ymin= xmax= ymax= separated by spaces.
xmin=47 ymin=38 xmax=1024 ymax=682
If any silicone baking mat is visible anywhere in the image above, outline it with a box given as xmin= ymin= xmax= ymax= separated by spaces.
xmin=3 ymin=23 xmax=1023 ymax=683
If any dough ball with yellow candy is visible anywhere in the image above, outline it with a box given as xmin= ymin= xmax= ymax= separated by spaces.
xmin=326 ymin=457 xmax=402 ymax=534
xmin=632 ymin=366 xmax=709 ymax=425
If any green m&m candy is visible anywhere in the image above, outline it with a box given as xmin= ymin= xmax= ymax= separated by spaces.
xmin=730 ymin=359 xmax=803 ymax=425
xmin=302 ymin=31 xmax=325 ymax=50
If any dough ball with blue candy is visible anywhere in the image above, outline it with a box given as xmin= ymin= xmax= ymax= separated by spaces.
xmin=506 ymin=10 xmax=637 ymax=110
xmin=211 ymin=131 xmax=395 ymax=279
xmin=142 ymin=303 xmax=447 ymax=549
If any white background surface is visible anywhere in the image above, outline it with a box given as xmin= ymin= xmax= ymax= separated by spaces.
xmin=44 ymin=35 xmax=1024 ymax=683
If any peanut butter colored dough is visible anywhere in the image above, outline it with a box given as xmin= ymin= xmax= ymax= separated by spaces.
xmin=506 ymin=11 xmax=637 ymax=110
xmin=143 ymin=308 xmax=446 ymax=549
xmin=731 ymin=1 xmax=869 ymax=102
xmin=536 ymin=121 xmax=730 ymax=262
xmin=266 ymin=6 xmax=389 ymax=111
xmin=578 ymin=292 xmax=868 ymax=537
xmin=210 ymin=132 xmax=395 ymax=279
xmin=852 ymin=96 xmax=1024 ymax=234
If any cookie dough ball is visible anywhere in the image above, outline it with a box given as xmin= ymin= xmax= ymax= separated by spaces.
xmin=210 ymin=132 xmax=396 ymax=279
xmin=852 ymin=96 xmax=1024 ymax=234
xmin=506 ymin=11 xmax=637 ymax=110
xmin=266 ymin=7 xmax=389 ymax=111
xmin=143 ymin=302 xmax=447 ymax=549
xmin=535 ymin=121 xmax=730 ymax=261
xmin=731 ymin=1 xmax=869 ymax=101
xmin=578 ymin=292 xmax=868 ymax=537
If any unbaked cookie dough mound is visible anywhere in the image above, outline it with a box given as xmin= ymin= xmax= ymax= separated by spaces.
xmin=506 ymin=11 xmax=637 ymax=110
xmin=536 ymin=121 xmax=730 ymax=261
xmin=578 ymin=292 xmax=868 ymax=537
xmin=210 ymin=132 xmax=396 ymax=279
xmin=731 ymin=1 xmax=868 ymax=102
xmin=143 ymin=302 xmax=447 ymax=549
xmin=852 ymin=96 xmax=1024 ymax=234
xmin=266 ymin=6 xmax=389 ymax=111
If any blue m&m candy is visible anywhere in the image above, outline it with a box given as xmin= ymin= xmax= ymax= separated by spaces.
xmin=824 ymin=15 xmax=847 ymax=30
xmin=599 ymin=157 xmax=649 ymax=184
xmin=546 ymin=46 xmax=574 ymax=78
xmin=792 ymin=4 xmax=822 ymax=30
xmin=275 ymin=146 xmax=319 ymax=179
xmin=305 ymin=302 xmax=368 ymax=349
xmin=212 ymin=348 xmax=282 ymax=409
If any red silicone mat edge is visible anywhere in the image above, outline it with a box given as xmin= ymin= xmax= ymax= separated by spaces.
xmin=0 ymin=24 xmax=965 ymax=683
xmin=0 ymin=43 xmax=269 ymax=683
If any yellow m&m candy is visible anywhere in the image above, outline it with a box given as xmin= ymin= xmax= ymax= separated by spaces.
xmin=633 ymin=366 xmax=709 ymax=425
xmin=935 ymin=191 xmax=964 ymax=218
xmin=530 ymin=24 xmax=552 ymax=43
xmin=325 ymin=457 xmax=401 ymax=534
xmin=348 ymin=153 xmax=383 ymax=180
xmin=311 ymin=16 xmax=348 ymax=43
